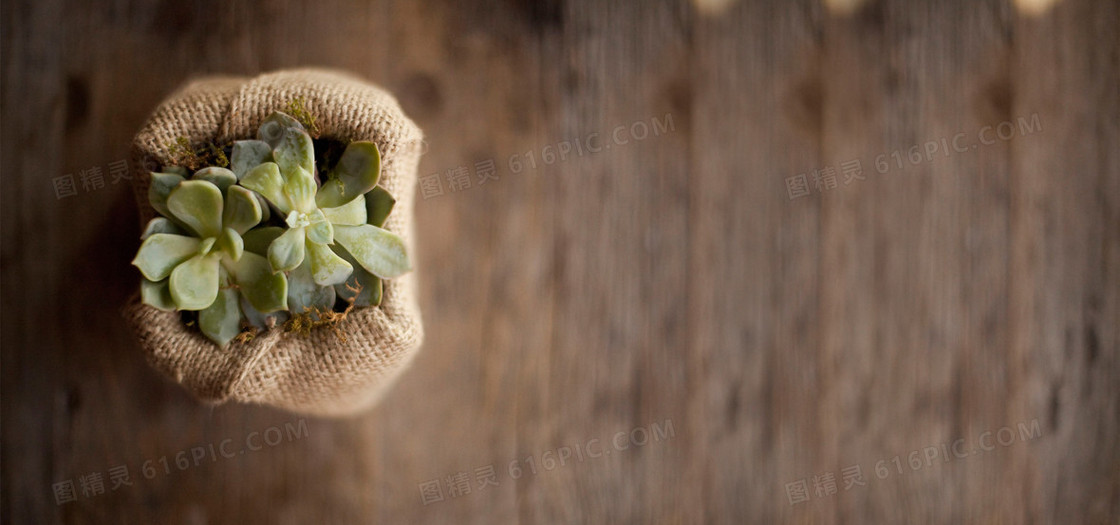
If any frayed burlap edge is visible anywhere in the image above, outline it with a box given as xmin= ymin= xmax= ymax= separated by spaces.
xmin=122 ymin=69 xmax=424 ymax=417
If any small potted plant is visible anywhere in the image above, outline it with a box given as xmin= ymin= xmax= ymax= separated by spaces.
xmin=123 ymin=69 xmax=424 ymax=417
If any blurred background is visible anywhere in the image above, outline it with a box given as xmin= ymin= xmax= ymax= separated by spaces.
xmin=2 ymin=0 xmax=1117 ymax=522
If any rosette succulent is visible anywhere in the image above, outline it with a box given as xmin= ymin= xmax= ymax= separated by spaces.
xmin=130 ymin=110 xmax=412 ymax=347
xmin=236 ymin=112 xmax=410 ymax=313
xmin=132 ymin=169 xmax=288 ymax=345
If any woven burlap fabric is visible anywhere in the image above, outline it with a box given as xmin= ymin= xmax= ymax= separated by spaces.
xmin=122 ymin=69 xmax=424 ymax=417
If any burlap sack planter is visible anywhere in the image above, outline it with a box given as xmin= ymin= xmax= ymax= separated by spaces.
xmin=122 ymin=69 xmax=424 ymax=417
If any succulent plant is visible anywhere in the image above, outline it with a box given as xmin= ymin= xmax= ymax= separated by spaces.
xmin=131 ymin=110 xmax=412 ymax=346
xmin=334 ymin=185 xmax=397 ymax=306
xmin=132 ymin=169 xmax=288 ymax=345
xmin=237 ymin=112 xmax=410 ymax=312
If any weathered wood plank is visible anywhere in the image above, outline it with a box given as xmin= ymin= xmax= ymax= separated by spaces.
xmin=689 ymin=1 xmax=826 ymax=522
xmin=1 ymin=0 xmax=1117 ymax=523
xmin=1010 ymin=0 xmax=1120 ymax=521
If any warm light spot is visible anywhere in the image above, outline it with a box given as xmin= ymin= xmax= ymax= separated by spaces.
xmin=692 ymin=0 xmax=741 ymax=16
xmin=1014 ymin=0 xmax=1061 ymax=16
xmin=824 ymin=0 xmax=870 ymax=16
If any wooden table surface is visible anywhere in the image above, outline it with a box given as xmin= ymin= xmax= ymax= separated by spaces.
xmin=3 ymin=0 xmax=1118 ymax=523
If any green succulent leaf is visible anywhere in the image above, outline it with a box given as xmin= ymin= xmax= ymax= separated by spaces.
xmin=132 ymin=233 xmax=202 ymax=281
xmin=268 ymin=226 xmax=306 ymax=273
xmin=255 ymin=193 xmax=272 ymax=222
xmin=167 ymin=180 xmax=224 ymax=239
xmin=226 ymin=251 xmax=288 ymax=313
xmin=321 ymin=194 xmax=367 ymax=226
xmin=259 ymin=112 xmax=314 ymax=177
xmin=365 ymin=276 xmax=383 ymax=306
xmin=140 ymin=278 xmax=177 ymax=311
xmin=282 ymin=166 xmax=318 ymax=213
xmin=230 ymin=140 xmax=273 ymax=179
xmin=257 ymin=112 xmax=306 ymax=147
xmin=199 ymin=275 xmax=241 ymax=346
xmin=223 ymin=185 xmax=263 ymax=235
xmin=368 ymin=276 xmax=383 ymax=306
xmin=162 ymin=166 xmax=189 ymax=177
xmin=197 ymin=236 xmax=217 ymax=255
xmin=274 ymin=128 xmax=315 ymax=178
xmin=287 ymin=259 xmax=336 ymax=315
xmin=148 ymin=172 xmax=186 ymax=219
xmin=242 ymin=226 xmax=284 ymax=256
xmin=315 ymin=141 xmax=381 ymax=208
xmin=365 ymin=186 xmax=396 ymax=228
xmin=241 ymin=162 xmax=290 ymax=214
xmin=304 ymin=209 xmax=333 ymax=245
xmin=333 ymin=224 xmax=411 ymax=279
xmin=332 ymin=245 xmax=382 ymax=306
xmin=307 ymin=241 xmax=353 ymax=286
xmin=191 ymin=167 xmax=236 ymax=194
xmin=140 ymin=217 xmax=185 ymax=240
xmin=218 ymin=227 xmax=244 ymax=261
xmin=240 ymin=295 xmax=288 ymax=330
xmin=169 ymin=253 xmax=221 ymax=310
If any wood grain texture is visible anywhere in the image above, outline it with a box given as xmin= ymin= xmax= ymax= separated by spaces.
xmin=1 ymin=0 xmax=1116 ymax=523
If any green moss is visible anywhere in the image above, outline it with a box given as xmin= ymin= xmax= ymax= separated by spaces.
xmin=167 ymin=137 xmax=231 ymax=171
xmin=286 ymin=97 xmax=320 ymax=138
xmin=206 ymin=142 xmax=230 ymax=168
xmin=233 ymin=326 xmax=258 ymax=344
